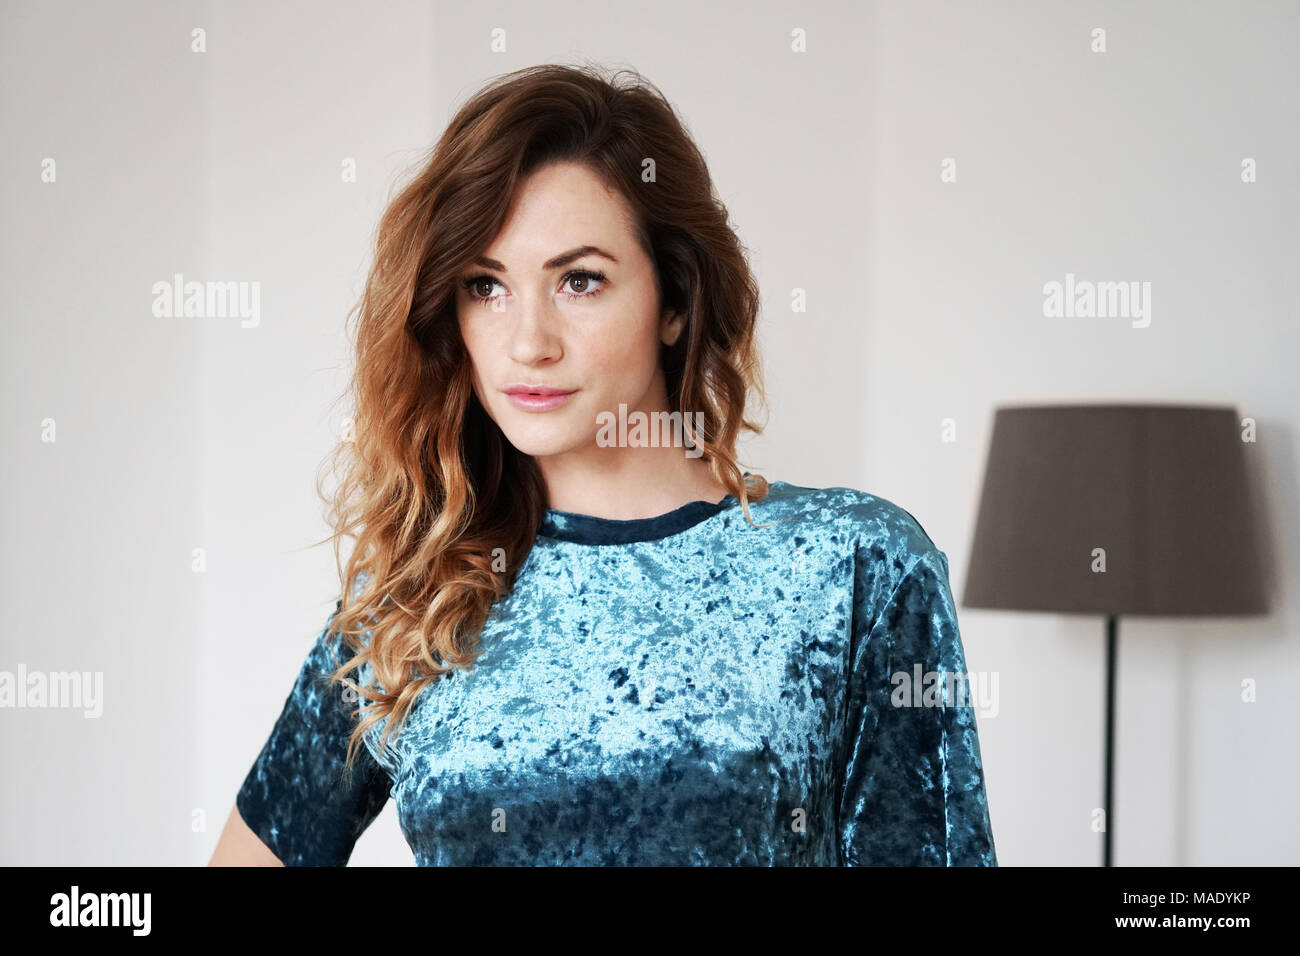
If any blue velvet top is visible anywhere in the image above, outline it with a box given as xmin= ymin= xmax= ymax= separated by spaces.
xmin=235 ymin=480 xmax=997 ymax=866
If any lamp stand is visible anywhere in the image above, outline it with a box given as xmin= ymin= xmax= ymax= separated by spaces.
xmin=1103 ymin=613 xmax=1118 ymax=867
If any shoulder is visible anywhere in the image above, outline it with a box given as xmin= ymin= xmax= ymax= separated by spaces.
xmin=748 ymin=482 xmax=953 ymax=639
xmin=765 ymin=484 xmax=961 ymax=649
xmin=754 ymin=480 xmax=946 ymax=571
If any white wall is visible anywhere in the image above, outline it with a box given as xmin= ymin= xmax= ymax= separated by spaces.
xmin=1 ymin=0 xmax=208 ymax=865
xmin=1 ymin=0 xmax=1295 ymax=866
xmin=857 ymin=1 xmax=1299 ymax=867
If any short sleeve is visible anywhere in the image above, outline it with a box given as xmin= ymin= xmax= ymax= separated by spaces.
xmin=235 ymin=599 xmax=392 ymax=866
xmin=838 ymin=546 xmax=997 ymax=866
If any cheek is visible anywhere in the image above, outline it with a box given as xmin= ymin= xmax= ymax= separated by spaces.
xmin=458 ymin=310 xmax=491 ymax=364
xmin=456 ymin=317 xmax=492 ymax=398
xmin=583 ymin=336 xmax=641 ymax=380
xmin=456 ymin=309 xmax=475 ymax=351
xmin=590 ymin=297 xmax=663 ymax=374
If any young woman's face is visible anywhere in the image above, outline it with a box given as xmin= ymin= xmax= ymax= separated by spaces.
xmin=455 ymin=161 xmax=684 ymax=460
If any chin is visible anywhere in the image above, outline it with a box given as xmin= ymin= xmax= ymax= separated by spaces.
xmin=482 ymin=394 xmax=596 ymax=457
xmin=494 ymin=418 xmax=591 ymax=458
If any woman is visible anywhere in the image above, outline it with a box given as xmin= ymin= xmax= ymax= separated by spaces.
xmin=209 ymin=62 xmax=997 ymax=867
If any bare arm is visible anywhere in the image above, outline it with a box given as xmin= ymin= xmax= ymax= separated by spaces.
xmin=208 ymin=804 xmax=285 ymax=866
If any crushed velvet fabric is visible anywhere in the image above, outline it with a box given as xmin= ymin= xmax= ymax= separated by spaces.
xmin=236 ymin=480 xmax=997 ymax=866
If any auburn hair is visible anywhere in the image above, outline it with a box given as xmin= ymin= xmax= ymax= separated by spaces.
xmin=313 ymin=61 xmax=771 ymax=772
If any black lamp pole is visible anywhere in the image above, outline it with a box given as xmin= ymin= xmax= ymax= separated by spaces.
xmin=1103 ymin=614 xmax=1118 ymax=867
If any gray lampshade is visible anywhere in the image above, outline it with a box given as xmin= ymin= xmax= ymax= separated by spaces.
xmin=962 ymin=404 xmax=1269 ymax=617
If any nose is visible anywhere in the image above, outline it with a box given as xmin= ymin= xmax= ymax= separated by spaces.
xmin=506 ymin=289 xmax=563 ymax=366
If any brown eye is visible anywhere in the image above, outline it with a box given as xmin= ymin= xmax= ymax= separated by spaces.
xmin=559 ymin=269 xmax=607 ymax=300
xmin=461 ymin=275 xmax=503 ymax=303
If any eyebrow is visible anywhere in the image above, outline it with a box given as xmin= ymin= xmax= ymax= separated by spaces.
xmin=471 ymin=245 xmax=620 ymax=272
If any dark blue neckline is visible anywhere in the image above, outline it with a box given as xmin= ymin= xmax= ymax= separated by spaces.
xmin=538 ymin=491 xmax=740 ymax=545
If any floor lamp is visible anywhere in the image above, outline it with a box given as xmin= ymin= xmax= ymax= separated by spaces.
xmin=962 ymin=403 xmax=1268 ymax=866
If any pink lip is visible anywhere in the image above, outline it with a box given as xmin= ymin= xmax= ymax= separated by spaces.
xmin=503 ymin=385 xmax=577 ymax=412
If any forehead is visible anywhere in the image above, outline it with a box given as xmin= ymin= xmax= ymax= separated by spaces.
xmin=484 ymin=162 xmax=638 ymax=262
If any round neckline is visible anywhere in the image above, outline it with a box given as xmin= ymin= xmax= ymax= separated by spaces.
xmin=537 ymin=488 xmax=744 ymax=546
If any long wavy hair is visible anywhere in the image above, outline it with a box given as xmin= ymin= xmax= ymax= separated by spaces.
xmin=315 ymin=61 xmax=771 ymax=772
